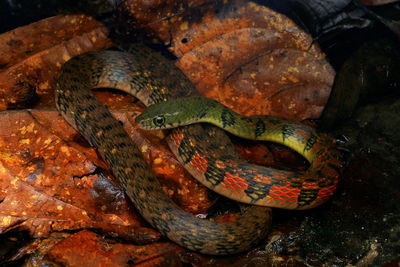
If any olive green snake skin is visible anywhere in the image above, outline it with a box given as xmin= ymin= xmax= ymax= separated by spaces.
xmin=55 ymin=44 xmax=340 ymax=255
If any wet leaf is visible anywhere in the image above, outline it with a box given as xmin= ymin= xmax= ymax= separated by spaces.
xmin=45 ymin=230 xmax=182 ymax=267
xmin=0 ymin=109 xmax=214 ymax=241
xmin=121 ymin=0 xmax=335 ymax=120
xmin=0 ymin=14 xmax=112 ymax=110
xmin=13 ymin=231 xmax=181 ymax=266
xmin=0 ymin=110 xmax=159 ymax=243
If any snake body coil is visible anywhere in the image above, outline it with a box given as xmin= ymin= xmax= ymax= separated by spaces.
xmin=138 ymin=97 xmax=341 ymax=209
xmin=55 ymin=45 xmax=340 ymax=255
xmin=55 ymin=46 xmax=272 ymax=255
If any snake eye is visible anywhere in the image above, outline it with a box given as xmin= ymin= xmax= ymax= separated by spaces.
xmin=153 ymin=115 xmax=166 ymax=127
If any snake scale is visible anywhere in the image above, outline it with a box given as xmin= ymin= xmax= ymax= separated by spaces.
xmin=55 ymin=44 xmax=340 ymax=255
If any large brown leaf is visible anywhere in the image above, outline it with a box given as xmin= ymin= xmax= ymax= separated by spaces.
xmin=0 ymin=110 xmax=154 ymax=242
xmin=0 ymin=14 xmax=112 ymax=110
xmin=45 ymin=231 xmax=181 ymax=266
xmin=11 ymin=231 xmax=182 ymax=266
xmin=0 ymin=108 xmax=215 ymax=240
xmin=121 ymin=0 xmax=335 ymax=120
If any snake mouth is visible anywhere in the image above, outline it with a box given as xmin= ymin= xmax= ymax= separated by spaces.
xmin=136 ymin=120 xmax=159 ymax=130
xmin=135 ymin=116 xmax=154 ymax=129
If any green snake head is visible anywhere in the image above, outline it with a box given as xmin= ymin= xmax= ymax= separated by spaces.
xmin=136 ymin=96 xmax=220 ymax=130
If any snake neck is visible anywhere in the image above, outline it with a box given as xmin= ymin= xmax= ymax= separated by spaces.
xmin=200 ymin=103 xmax=257 ymax=140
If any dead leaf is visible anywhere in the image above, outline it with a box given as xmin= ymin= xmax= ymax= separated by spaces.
xmin=46 ymin=231 xmax=181 ymax=266
xmin=0 ymin=14 xmax=112 ymax=110
xmin=120 ymin=0 xmax=335 ymax=120
xmin=0 ymin=109 xmax=214 ymax=241
xmin=14 ymin=230 xmax=181 ymax=266
xmin=0 ymin=110 xmax=157 ymax=243
xmin=233 ymin=140 xmax=275 ymax=167
xmin=8 ymin=232 xmax=71 ymax=264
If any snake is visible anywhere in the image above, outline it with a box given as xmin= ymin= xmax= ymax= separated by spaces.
xmin=136 ymin=96 xmax=341 ymax=209
xmin=55 ymin=44 xmax=340 ymax=255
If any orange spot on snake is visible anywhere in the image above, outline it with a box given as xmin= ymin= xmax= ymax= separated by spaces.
xmin=269 ymin=186 xmax=301 ymax=202
xmin=190 ymin=152 xmax=208 ymax=173
xmin=302 ymin=181 xmax=319 ymax=190
xmin=253 ymin=174 xmax=272 ymax=184
xmin=317 ymin=185 xmax=336 ymax=201
xmin=221 ymin=172 xmax=248 ymax=191
xmin=170 ymin=129 xmax=185 ymax=146
xmin=215 ymin=160 xmax=225 ymax=169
